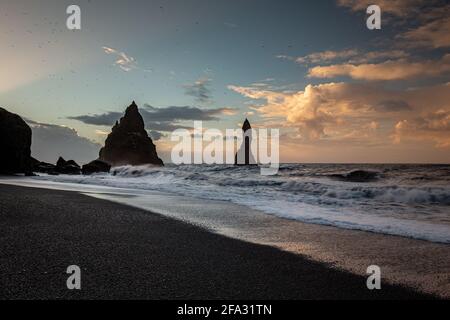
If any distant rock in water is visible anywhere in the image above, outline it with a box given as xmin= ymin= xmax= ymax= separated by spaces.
xmin=31 ymin=157 xmax=58 ymax=175
xmin=31 ymin=156 xmax=87 ymax=175
xmin=0 ymin=107 xmax=32 ymax=174
xmin=82 ymin=159 xmax=111 ymax=175
xmin=330 ymin=170 xmax=379 ymax=182
xmin=99 ymin=101 xmax=163 ymax=166
xmin=55 ymin=156 xmax=81 ymax=174
xmin=235 ymin=118 xmax=256 ymax=165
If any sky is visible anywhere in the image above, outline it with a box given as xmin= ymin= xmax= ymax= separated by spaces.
xmin=0 ymin=0 xmax=449 ymax=163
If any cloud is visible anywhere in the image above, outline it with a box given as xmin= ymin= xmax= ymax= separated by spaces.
xmin=337 ymin=1 xmax=449 ymax=49
xmin=347 ymin=50 xmax=410 ymax=64
xmin=307 ymin=54 xmax=450 ymax=80
xmin=26 ymin=120 xmax=101 ymax=164
xmin=279 ymin=49 xmax=409 ymax=65
xmin=95 ymin=129 xmax=109 ymax=136
xmin=69 ymin=104 xmax=236 ymax=137
xmin=221 ymin=108 xmax=238 ymax=115
xmin=393 ymin=110 xmax=450 ymax=147
xmin=374 ymin=100 xmax=412 ymax=112
xmin=224 ymin=22 xmax=238 ymax=28
xmin=148 ymin=130 xmax=164 ymax=141
xmin=70 ymin=111 xmax=123 ymax=126
xmin=228 ymin=82 xmax=450 ymax=146
xmin=102 ymin=46 xmax=152 ymax=72
xmin=336 ymin=0 xmax=435 ymax=17
xmin=141 ymin=104 xmax=234 ymax=122
xmin=295 ymin=49 xmax=359 ymax=64
xmin=399 ymin=11 xmax=450 ymax=49
xmin=184 ymin=77 xmax=212 ymax=103
xmin=276 ymin=55 xmax=295 ymax=61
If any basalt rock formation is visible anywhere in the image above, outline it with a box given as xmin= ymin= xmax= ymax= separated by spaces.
xmin=55 ymin=157 xmax=81 ymax=174
xmin=31 ymin=157 xmax=58 ymax=175
xmin=0 ymin=107 xmax=32 ymax=174
xmin=99 ymin=101 xmax=163 ymax=166
xmin=330 ymin=170 xmax=379 ymax=183
xmin=81 ymin=159 xmax=111 ymax=175
xmin=32 ymin=156 xmax=105 ymax=175
xmin=235 ymin=118 xmax=256 ymax=165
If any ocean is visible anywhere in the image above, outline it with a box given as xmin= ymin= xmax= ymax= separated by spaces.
xmin=28 ymin=163 xmax=450 ymax=244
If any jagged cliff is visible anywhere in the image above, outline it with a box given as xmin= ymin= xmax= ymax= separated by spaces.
xmin=99 ymin=101 xmax=163 ymax=166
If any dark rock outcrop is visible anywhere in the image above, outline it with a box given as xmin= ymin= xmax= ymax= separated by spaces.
xmin=99 ymin=101 xmax=163 ymax=166
xmin=31 ymin=157 xmax=58 ymax=175
xmin=0 ymin=107 xmax=32 ymax=174
xmin=82 ymin=160 xmax=111 ymax=175
xmin=330 ymin=170 xmax=379 ymax=182
xmin=235 ymin=118 xmax=256 ymax=165
xmin=31 ymin=156 xmax=84 ymax=175
xmin=55 ymin=156 xmax=81 ymax=174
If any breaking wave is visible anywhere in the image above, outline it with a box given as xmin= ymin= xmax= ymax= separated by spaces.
xmin=32 ymin=163 xmax=450 ymax=243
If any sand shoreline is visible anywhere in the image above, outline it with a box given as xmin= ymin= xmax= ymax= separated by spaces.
xmin=0 ymin=183 xmax=444 ymax=299
xmin=79 ymin=185 xmax=450 ymax=299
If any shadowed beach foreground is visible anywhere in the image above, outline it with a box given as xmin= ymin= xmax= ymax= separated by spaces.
xmin=0 ymin=184 xmax=434 ymax=299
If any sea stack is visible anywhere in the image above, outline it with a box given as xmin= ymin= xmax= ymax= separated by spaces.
xmin=235 ymin=118 xmax=256 ymax=165
xmin=0 ymin=107 xmax=32 ymax=174
xmin=99 ymin=101 xmax=163 ymax=166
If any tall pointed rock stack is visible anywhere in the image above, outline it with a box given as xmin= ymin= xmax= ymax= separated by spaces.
xmin=99 ymin=101 xmax=163 ymax=166
xmin=242 ymin=118 xmax=251 ymax=132
xmin=235 ymin=118 xmax=256 ymax=165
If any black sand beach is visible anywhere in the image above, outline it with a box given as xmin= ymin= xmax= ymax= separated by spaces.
xmin=0 ymin=184 xmax=434 ymax=299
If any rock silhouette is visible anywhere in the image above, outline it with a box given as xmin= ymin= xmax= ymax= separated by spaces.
xmin=55 ymin=157 xmax=81 ymax=174
xmin=31 ymin=156 xmax=106 ymax=175
xmin=31 ymin=157 xmax=58 ymax=175
xmin=82 ymin=160 xmax=111 ymax=175
xmin=99 ymin=101 xmax=163 ymax=166
xmin=235 ymin=118 xmax=256 ymax=165
xmin=0 ymin=107 xmax=32 ymax=174
xmin=331 ymin=170 xmax=379 ymax=182
xmin=32 ymin=157 xmax=81 ymax=175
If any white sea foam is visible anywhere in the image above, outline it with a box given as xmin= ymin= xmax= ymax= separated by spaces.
xmin=30 ymin=163 xmax=450 ymax=243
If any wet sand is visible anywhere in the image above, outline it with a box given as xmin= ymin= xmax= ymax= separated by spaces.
xmin=0 ymin=184 xmax=434 ymax=299
xmin=88 ymin=189 xmax=450 ymax=299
